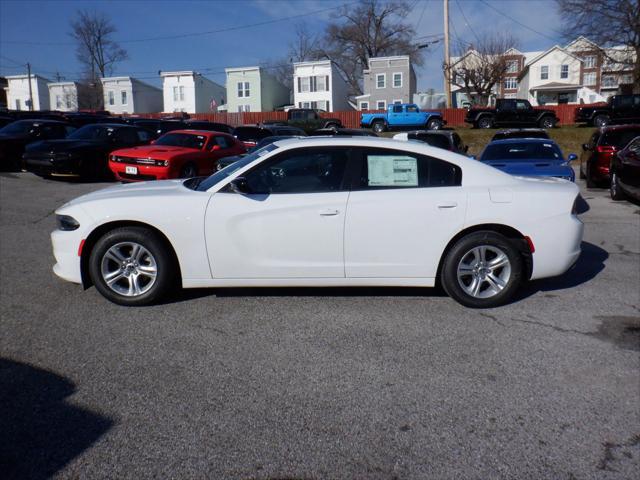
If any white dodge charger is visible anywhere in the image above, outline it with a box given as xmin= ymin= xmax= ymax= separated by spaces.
xmin=52 ymin=137 xmax=583 ymax=308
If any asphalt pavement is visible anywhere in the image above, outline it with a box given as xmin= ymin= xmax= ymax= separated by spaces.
xmin=1 ymin=171 xmax=638 ymax=480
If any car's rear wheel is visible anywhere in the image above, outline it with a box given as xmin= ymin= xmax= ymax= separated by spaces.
xmin=89 ymin=226 xmax=176 ymax=306
xmin=441 ymin=231 xmax=523 ymax=308
xmin=372 ymin=121 xmax=386 ymax=133
xmin=539 ymin=116 xmax=555 ymax=129
xmin=593 ymin=115 xmax=610 ymax=127
xmin=427 ymin=118 xmax=443 ymax=130
xmin=610 ymin=170 xmax=625 ymax=200
xmin=477 ymin=116 xmax=493 ymax=129
xmin=180 ymin=162 xmax=197 ymax=178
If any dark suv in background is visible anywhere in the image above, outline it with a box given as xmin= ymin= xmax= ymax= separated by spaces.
xmin=574 ymin=94 xmax=640 ymax=127
xmin=579 ymin=124 xmax=640 ymax=187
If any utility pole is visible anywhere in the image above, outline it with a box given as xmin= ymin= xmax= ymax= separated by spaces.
xmin=443 ymin=0 xmax=452 ymax=108
xmin=26 ymin=62 xmax=34 ymax=111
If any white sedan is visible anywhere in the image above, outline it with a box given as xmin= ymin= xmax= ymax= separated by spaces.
xmin=52 ymin=137 xmax=583 ymax=308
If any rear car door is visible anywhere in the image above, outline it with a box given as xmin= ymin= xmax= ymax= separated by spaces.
xmin=344 ymin=147 xmax=467 ymax=279
xmin=205 ymin=146 xmax=351 ymax=278
xmin=619 ymin=137 xmax=640 ymax=194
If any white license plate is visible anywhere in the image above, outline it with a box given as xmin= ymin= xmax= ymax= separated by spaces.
xmin=125 ymin=166 xmax=138 ymax=175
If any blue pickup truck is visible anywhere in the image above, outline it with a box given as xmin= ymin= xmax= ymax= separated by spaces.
xmin=360 ymin=104 xmax=445 ymax=133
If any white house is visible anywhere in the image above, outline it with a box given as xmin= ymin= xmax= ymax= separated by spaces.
xmin=225 ymin=66 xmax=290 ymax=112
xmin=161 ymin=71 xmax=226 ymax=113
xmin=101 ymin=76 xmax=163 ymax=114
xmin=4 ymin=74 xmax=51 ymax=111
xmin=293 ymin=60 xmax=350 ymax=111
xmin=48 ymin=82 xmax=84 ymax=111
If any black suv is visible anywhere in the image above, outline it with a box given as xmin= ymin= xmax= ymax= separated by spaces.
xmin=398 ymin=130 xmax=469 ymax=155
xmin=465 ymin=99 xmax=558 ymax=129
xmin=574 ymin=94 xmax=640 ymax=127
xmin=491 ymin=128 xmax=550 ymax=141
xmin=264 ymin=108 xmax=342 ymax=132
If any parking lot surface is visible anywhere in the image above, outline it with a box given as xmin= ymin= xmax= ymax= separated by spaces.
xmin=1 ymin=171 xmax=638 ymax=479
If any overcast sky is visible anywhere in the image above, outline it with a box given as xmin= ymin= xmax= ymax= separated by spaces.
xmin=0 ymin=0 xmax=567 ymax=94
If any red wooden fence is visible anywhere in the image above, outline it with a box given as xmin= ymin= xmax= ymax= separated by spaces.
xmin=130 ymin=103 xmax=593 ymax=128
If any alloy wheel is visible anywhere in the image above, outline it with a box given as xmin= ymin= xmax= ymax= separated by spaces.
xmin=100 ymin=241 xmax=158 ymax=297
xmin=456 ymin=245 xmax=511 ymax=299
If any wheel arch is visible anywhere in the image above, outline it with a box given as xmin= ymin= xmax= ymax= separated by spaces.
xmin=80 ymin=220 xmax=182 ymax=289
xmin=475 ymin=113 xmax=494 ymax=127
xmin=435 ymin=223 xmax=533 ymax=282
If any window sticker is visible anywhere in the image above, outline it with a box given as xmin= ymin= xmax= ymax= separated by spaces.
xmin=367 ymin=155 xmax=418 ymax=186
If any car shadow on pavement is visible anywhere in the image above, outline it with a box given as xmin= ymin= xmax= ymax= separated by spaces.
xmin=0 ymin=358 xmax=113 ymax=480
xmin=515 ymin=241 xmax=608 ymax=301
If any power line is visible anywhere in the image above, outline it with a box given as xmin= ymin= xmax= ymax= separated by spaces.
xmin=478 ymin=0 xmax=561 ymax=43
xmin=0 ymin=2 xmax=353 ymax=46
xmin=455 ymin=0 xmax=481 ymax=45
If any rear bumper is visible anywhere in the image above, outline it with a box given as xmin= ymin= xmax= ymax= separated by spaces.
xmin=529 ymin=214 xmax=584 ymax=280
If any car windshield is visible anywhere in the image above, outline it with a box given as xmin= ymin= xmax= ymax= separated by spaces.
xmin=409 ymin=134 xmax=450 ymax=150
xmin=0 ymin=121 xmax=33 ymax=135
xmin=248 ymin=136 xmax=294 ymax=153
xmin=481 ymin=142 xmax=562 ymax=161
xmin=68 ymin=125 xmax=118 ymax=141
xmin=155 ymin=132 xmax=207 ymax=149
xmin=194 ymin=143 xmax=279 ymax=191
xmin=601 ymin=129 xmax=640 ymax=147
xmin=234 ymin=127 xmax=271 ymax=142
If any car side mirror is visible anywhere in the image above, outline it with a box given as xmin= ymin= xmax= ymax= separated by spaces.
xmin=567 ymin=153 xmax=578 ymax=162
xmin=211 ymin=144 xmax=221 ymax=151
xmin=582 ymin=143 xmax=589 ymax=151
xmin=229 ymin=177 xmax=251 ymax=194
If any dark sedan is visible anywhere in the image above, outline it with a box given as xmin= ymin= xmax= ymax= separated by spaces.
xmin=309 ymin=127 xmax=378 ymax=137
xmin=0 ymin=119 xmax=75 ymax=171
xmin=23 ymin=123 xmax=152 ymax=179
xmin=216 ymin=135 xmax=305 ymax=171
xmin=610 ymin=136 xmax=640 ymax=202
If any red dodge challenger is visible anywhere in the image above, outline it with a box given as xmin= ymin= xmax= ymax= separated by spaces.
xmin=109 ymin=129 xmax=246 ymax=182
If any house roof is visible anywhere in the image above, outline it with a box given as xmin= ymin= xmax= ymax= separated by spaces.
xmin=525 ymin=45 xmax=582 ymax=66
xmin=225 ymin=66 xmax=260 ymax=74
xmin=565 ymin=36 xmax=599 ymax=52
xmin=48 ymin=81 xmax=78 ymax=87
xmin=293 ymin=59 xmax=332 ymax=68
xmin=5 ymin=73 xmax=51 ymax=82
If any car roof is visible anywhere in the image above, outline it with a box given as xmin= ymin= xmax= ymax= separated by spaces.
xmin=13 ymin=118 xmax=69 ymax=125
xmin=167 ymin=129 xmax=227 ymax=136
xmin=406 ymin=130 xmax=454 ymax=137
xmin=495 ymin=128 xmax=546 ymax=133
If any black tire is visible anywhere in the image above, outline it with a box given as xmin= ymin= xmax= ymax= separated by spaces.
xmin=427 ymin=118 xmax=443 ymax=130
xmin=593 ymin=115 xmax=610 ymax=128
xmin=372 ymin=121 xmax=386 ymax=133
xmin=586 ymin=163 xmax=597 ymax=188
xmin=610 ymin=170 xmax=625 ymax=200
xmin=89 ymin=226 xmax=177 ymax=306
xmin=539 ymin=116 xmax=555 ymax=129
xmin=441 ymin=231 xmax=523 ymax=308
xmin=477 ymin=116 xmax=493 ymax=129
xmin=325 ymin=122 xmax=339 ymax=129
xmin=180 ymin=162 xmax=197 ymax=178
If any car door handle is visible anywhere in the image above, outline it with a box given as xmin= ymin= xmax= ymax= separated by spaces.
xmin=437 ymin=202 xmax=458 ymax=209
xmin=319 ymin=209 xmax=340 ymax=216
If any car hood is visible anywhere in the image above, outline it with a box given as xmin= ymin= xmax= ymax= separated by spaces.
xmin=25 ymin=139 xmax=105 ymax=153
xmin=481 ymin=159 xmax=573 ymax=177
xmin=112 ymin=145 xmax=199 ymax=159
xmin=0 ymin=133 xmax=30 ymax=142
xmin=62 ymin=179 xmax=191 ymax=208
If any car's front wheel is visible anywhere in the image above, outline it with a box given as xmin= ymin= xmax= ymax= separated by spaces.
xmin=539 ymin=116 xmax=555 ymax=129
xmin=593 ymin=115 xmax=610 ymax=127
xmin=441 ymin=231 xmax=523 ymax=308
xmin=372 ymin=121 xmax=386 ymax=133
xmin=427 ymin=118 xmax=443 ymax=130
xmin=477 ymin=116 xmax=493 ymax=129
xmin=89 ymin=226 xmax=176 ymax=306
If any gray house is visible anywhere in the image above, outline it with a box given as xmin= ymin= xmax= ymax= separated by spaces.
xmin=356 ymin=55 xmax=417 ymax=110
xmin=225 ymin=66 xmax=290 ymax=112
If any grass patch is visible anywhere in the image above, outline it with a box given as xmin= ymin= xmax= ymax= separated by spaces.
xmin=381 ymin=125 xmax=596 ymax=161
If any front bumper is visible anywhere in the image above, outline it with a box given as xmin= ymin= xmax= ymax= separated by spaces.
xmin=109 ymin=161 xmax=171 ymax=182
xmin=51 ymin=229 xmax=83 ymax=284
xmin=24 ymin=156 xmax=81 ymax=175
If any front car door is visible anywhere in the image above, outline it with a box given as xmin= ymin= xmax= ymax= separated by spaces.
xmin=205 ymin=146 xmax=351 ymax=278
xmin=516 ymin=100 xmax=536 ymax=126
xmin=344 ymin=147 xmax=467 ymax=279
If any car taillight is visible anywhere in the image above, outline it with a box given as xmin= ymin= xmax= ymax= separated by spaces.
xmin=596 ymin=145 xmax=615 ymax=153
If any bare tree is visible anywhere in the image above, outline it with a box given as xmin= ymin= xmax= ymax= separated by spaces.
xmin=445 ymin=33 xmax=519 ymax=106
xmin=557 ymin=0 xmax=639 ymax=92
xmin=266 ymin=23 xmax=319 ymax=93
xmin=70 ymin=10 xmax=128 ymax=109
xmin=318 ymin=0 xmax=424 ymax=95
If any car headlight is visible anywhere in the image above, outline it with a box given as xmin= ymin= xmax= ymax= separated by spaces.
xmin=56 ymin=214 xmax=80 ymax=231
xmin=155 ymin=159 xmax=169 ymax=167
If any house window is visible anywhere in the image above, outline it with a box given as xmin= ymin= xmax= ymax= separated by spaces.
xmin=65 ymin=96 xmax=71 ymax=109
xmin=584 ymin=55 xmax=596 ymax=68
xmin=121 ymin=90 xmax=127 ymax=105
xmin=299 ymin=101 xmax=311 ymax=108
xmin=238 ymin=105 xmax=251 ymax=112
xmin=540 ymin=66 xmax=549 ymax=80
xmin=602 ymin=75 xmax=617 ymax=88
xmin=360 ymin=101 xmax=369 ymax=111
xmin=237 ymin=81 xmax=250 ymax=98
xmin=298 ymin=77 xmax=310 ymax=93
xmin=179 ymin=86 xmax=184 ymax=101
xmin=620 ymin=73 xmax=633 ymax=85
xmin=15 ymin=99 xmax=20 ymax=110
xmin=393 ymin=99 xmax=402 ymax=105
xmin=584 ymin=72 xmax=597 ymax=86
xmin=316 ymin=75 xmax=328 ymax=92
xmin=560 ymin=65 xmax=569 ymax=79
xmin=108 ymin=90 xmax=115 ymax=106
xmin=504 ymin=77 xmax=518 ymax=90
xmin=506 ymin=60 xmax=519 ymax=73
xmin=56 ymin=94 xmax=62 ymax=109
xmin=393 ymin=72 xmax=402 ymax=88
xmin=173 ymin=86 xmax=178 ymax=101
xmin=376 ymin=100 xmax=386 ymax=110
xmin=376 ymin=73 xmax=386 ymax=89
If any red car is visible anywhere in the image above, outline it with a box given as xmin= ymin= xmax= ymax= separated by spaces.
xmin=109 ymin=130 xmax=246 ymax=182
xmin=579 ymin=124 xmax=640 ymax=187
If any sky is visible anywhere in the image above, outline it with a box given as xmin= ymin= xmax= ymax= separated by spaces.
xmin=0 ymin=0 xmax=567 ymax=94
